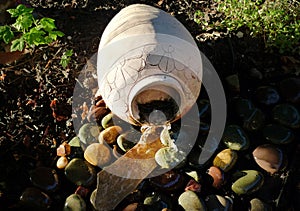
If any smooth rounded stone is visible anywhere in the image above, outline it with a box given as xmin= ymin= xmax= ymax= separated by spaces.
xmin=234 ymin=98 xmax=255 ymax=118
xmin=123 ymin=203 xmax=139 ymax=211
xmin=249 ymin=198 xmax=272 ymax=211
xmin=143 ymin=192 xmax=173 ymax=210
xmin=225 ymin=74 xmax=240 ymax=92
xmin=222 ymin=125 xmax=249 ymax=151
xmin=64 ymin=158 xmax=96 ymax=186
xmin=98 ymin=125 xmax=123 ymax=144
xmin=84 ymin=143 xmax=111 ymax=167
xmin=90 ymin=189 xmax=97 ymax=209
xmin=101 ymin=113 xmax=114 ymax=129
xmin=263 ymin=124 xmax=294 ymax=144
xmin=205 ymin=195 xmax=232 ymax=211
xmin=29 ymin=167 xmax=59 ymax=192
xmin=149 ymin=170 xmax=186 ymax=192
xmin=279 ymin=77 xmax=300 ymax=104
xmin=57 ymin=156 xmax=69 ymax=169
xmin=116 ymin=130 xmax=140 ymax=152
xmin=178 ymin=190 xmax=206 ymax=211
xmin=243 ymin=108 xmax=265 ymax=131
xmin=252 ymin=144 xmax=285 ymax=174
xmin=213 ymin=149 xmax=238 ymax=172
xmin=255 ymin=86 xmax=280 ymax=106
xmin=68 ymin=136 xmax=81 ymax=147
xmin=87 ymin=105 xmax=110 ymax=123
xmin=57 ymin=142 xmax=71 ymax=157
xmin=231 ymin=170 xmax=264 ymax=195
xmin=20 ymin=187 xmax=52 ymax=210
xmin=207 ymin=166 xmax=225 ymax=189
xmin=185 ymin=179 xmax=201 ymax=192
xmin=272 ymin=104 xmax=300 ymax=128
xmin=78 ymin=123 xmax=101 ymax=150
xmin=64 ymin=193 xmax=86 ymax=211
xmin=155 ymin=147 xmax=186 ymax=169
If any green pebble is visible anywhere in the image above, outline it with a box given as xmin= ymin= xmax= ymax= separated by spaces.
xmin=222 ymin=125 xmax=249 ymax=150
xmin=64 ymin=194 xmax=86 ymax=211
xmin=232 ymin=170 xmax=264 ymax=195
xmin=64 ymin=158 xmax=96 ymax=187
xmin=263 ymin=124 xmax=294 ymax=144
xmin=273 ymin=104 xmax=300 ymax=128
xmin=178 ymin=190 xmax=206 ymax=211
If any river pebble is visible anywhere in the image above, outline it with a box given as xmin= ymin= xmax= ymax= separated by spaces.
xmin=279 ymin=77 xmax=300 ymax=104
xmin=207 ymin=166 xmax=224 ymax=189
xmin=255 ymin=86 xmax=280 ymax=106
xmin=252 ymin=144 xmax=285 ymax=174
xmin=205 ymin=195 xmax=232 ymax=211
xmin=78 ymin=123 xmax=101 ymax=150
xmin=64 ymin=158 xmax=96 ymax=187
xmin=178 ymin=190 xmax=206 ymax=211
xmin=84 ymin=143 xmax=111 ymax=167
xmin=20 ymin=187 xmax=52 ymax=210
xmin=64 ymin=193 xmax=86 ymax=211
xmin=262 ymin=124 xmax=294 ymax=145
xmin=222 ymin=125 xmax=249 ymax=150
xmin=213 ymin=149 xmax=238 ymax=172
xmin=29 ymin=167 xmax=59 ymax=192
xmin=98 ymin=125 xmax=123 ymax=144
xmin=272 ymin=104 xmax=300 ymax=128
xmin=231 ymin=170 xmax=264 ymax=195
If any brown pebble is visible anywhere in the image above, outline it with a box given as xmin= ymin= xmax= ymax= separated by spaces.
xmin=99 ymin=126 xmax=123 ymax=144
xmin=84 ymin=143 xmax=111 ymax=167
xmin=252 ymin=144 xmax=284 ymax=174
xmin=207 ymin=166 xmax=224 ymax=188
xmin=57 ymin=156 xmax=69 ymax=169
xmin=87 ymin=105 xmax=110 ymax=123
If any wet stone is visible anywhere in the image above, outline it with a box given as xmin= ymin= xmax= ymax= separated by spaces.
xmin=263 ymin=124 xmax=294 ymax=145
xmin=207 ymin=166 xmax=225 ymax=189
xmin=68 ymin=136 xmax=81 ymax=147
xmin=279 ymin=77 xmax=300 ymax=104
xmin=178 ymin=190 xmax=206 ymax=211
xmin=64 ymin=158 xmax=96 ymax=187
xmin=205 ymin=195 xmax=232 ymax=211
xmin=255 ymin=86 xmax=280 ymax=106
xmin=64 ymin=193 xmax=86 ymax=211
xmin=185 ymin=179 xmax=201 ymax=192
xmin=99 ymin=125 xmax=123 ymax=145
xmin=231 ymin=170 xmax=264 ymax=195
xmin=234 ymin=98 xmax=255 ymax=119
xmin=243 ymin=108 xmax=265 ymax=131
xmin=149 ymin=170 xmax=186 ymax=192
xmin=213 ymin=149 xmax=238 ymax=172
xmin=78 ymin=123 xmax=101 ymax=150
xmin=57 ymin=156 xmax=69 ymax=169
xmin=272 ymin=104 xmax=300 ymax=128
xmin=252 ymin=144 xmax=285 ymax=174
xmin=20 ymin=187 xmax=52 ymax=210
xmin=143 ymin=192 xmax=173 ymax=210
xmin=249 ymin=198 xmax=272 ymax=211
xmin=101 ymin=113 xmax=114 ymax=129
xmin=117 ymin=131 xmax=139 ymax=152
xmin=222 ymin=125 xmax=249 ymax=151
xmin=84 ymin=143 xmax=112 ymax=167
xmin=29 ymin=167 xmax=59 ymax=192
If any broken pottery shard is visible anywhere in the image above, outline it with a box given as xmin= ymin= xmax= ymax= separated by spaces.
xmin=94 ymin=128 xmax=163 ymax=211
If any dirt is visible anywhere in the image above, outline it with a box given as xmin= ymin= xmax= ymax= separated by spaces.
xmin=0 ymin=0 xmax=299 ymax=210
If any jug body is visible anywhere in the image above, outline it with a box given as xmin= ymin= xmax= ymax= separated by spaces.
xmin=97 ymin=4 xmax=202 ymax=125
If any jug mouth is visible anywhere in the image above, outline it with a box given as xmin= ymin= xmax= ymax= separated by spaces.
xmin=128 ymin=74 xmax=184 ymax=125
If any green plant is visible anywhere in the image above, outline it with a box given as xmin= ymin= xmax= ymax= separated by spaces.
xmin=60 ymin=49 xmax=73 ymax=68
xmin=0 ymin=4 xmax=64 ymax=52
xmin=194 ymin=0 xmax=300 ymax=53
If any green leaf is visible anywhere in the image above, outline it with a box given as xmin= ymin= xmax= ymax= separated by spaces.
xmin=13 ymin=13 xmax=34 ymax=31
xmin=39 ymin=18 xmax=56 ymax=32
xmin=23 ymin=28 xmax=46 ymax=45
xmin=60 ymin=49 xmax=73 ymax=68
xmin=0 ymin=26 xmax=14 ymax=44
xmin=7 ymin=4 xmax=33 ymax=18
xmin=11 ymin=38 xmax=25 ymax=52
